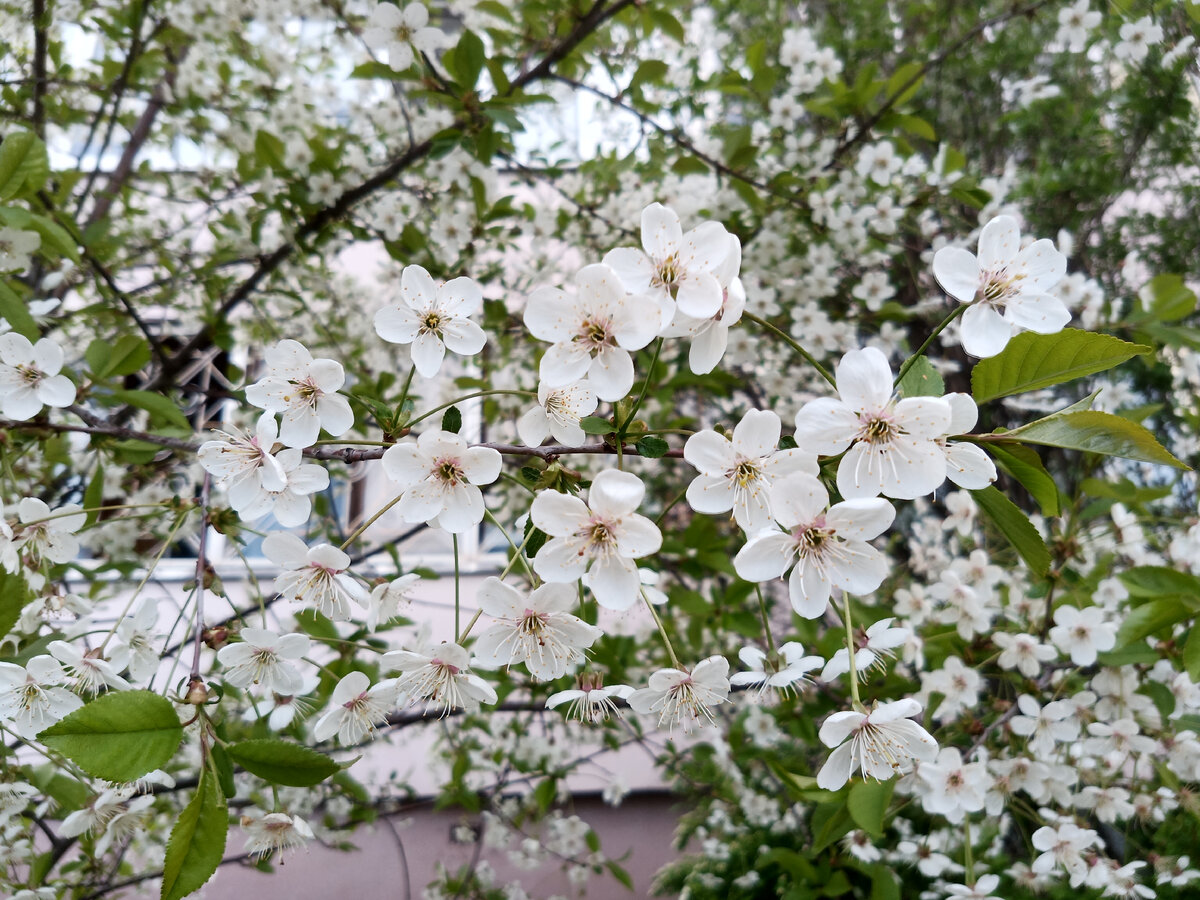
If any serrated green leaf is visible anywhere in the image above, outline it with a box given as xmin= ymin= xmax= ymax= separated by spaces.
xmin=110 ymin=390 xmax=193 ymax=432
xmin=847 ymin=778 xmax=894 ymax=836
xmin=0 ymin=279 xmax=37 ymax=340
xmin=211 ymin=744 xmax=236 ymax=799
xmin=39 ymin=690 xmax=183 ymax=782
xmin=226 ymin=739 xmax=342 ymax=787
xmin=635 ymin=435 xmax=669 ymax=458
xmin=884 ymin=61 xmax=924 ymax=106
xmin=1002 ymin=409 xmax=1187 ymax=470
xmin=970 ymin=485 xmax=1051 ymax=575
xmin=161 ymin=769 xmax=228 ymax=900
xmin=447 ymin=30 xmax=485 ymax=90
xmin=1139 ymin=274 xmax=1197 ymax=323
xmin=896 ymin=356 xmax=944 ymax=397
xmin=1119 ymin=566 xmax=1200 ymax=603
xmin=441 ymin=405 xmax=462 ymax=434
xmin=1115 ymin=599 xmax=1191 ymax=650
xmin=1184 ymin=628 xmax=1200 ymax=681
xmin=984 ymin=441 xmax=1060 ymax=516
xmin=0 ymin=569 xmax=32 ymax=642
xmin=0 ymin=131 xmax=49 ymax=201
xmin=580 ymin=416 xmax=614 ymax=435
xmin=971 ymin=329 xmax=1150 ymax=403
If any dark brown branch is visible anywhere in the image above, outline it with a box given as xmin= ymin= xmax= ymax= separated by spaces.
xmin=31 ymin=0 xmax=48 ymax=139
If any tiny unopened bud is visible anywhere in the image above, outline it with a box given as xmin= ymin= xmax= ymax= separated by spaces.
xmin=202 ymin=625 xmax=233 ymax=650
xmin=185 ymin=678 xmax=210 ymax=705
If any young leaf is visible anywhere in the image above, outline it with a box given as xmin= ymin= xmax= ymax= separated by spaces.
xmin=983 ymin=441 xmax=1060 ymax=517
xmin=847 ymin=778 xmax=895 ymax=836
xmin=580 ymin=416 xmax=615 ymax=435
xmin=896 ymin=355 xmax=944 ymax=398
xmin=39 ymin=690 xmax=184 ymax=782
xmin=160 ymin=769 xmax=228 ymax=900
xmin=83 ymin=464 xmax=106 ymax=527
xmin=226 ymin=739 xmax=342 ymax=787
xmin=0 ymin=279 xmax=38 ymax=341
xmin=970 ymin=486 xmax=1051 ymax=576
xmin=971 ymin=329 xmax=1150 ymax=403
xmin=0 ymin=131 xmax=49 ymax=200
xmin=1139 ymin=274 xmax=1197 ymax=323
xmin=0 ymin=569 xmax=32 ymax=642
xmin=1185 ymin=628 xmax=1200 ymax=682
xmin=110 ymin=390 xmax=193 ymax=432
xmin=635 ymin=436 xmax=670 ymax=458
xmin=1113 ymin=599 xmax=1191 ymax=649
xmin=1118 ymin=566 xmax=1200 ymax=603
xmin=441 ymin=405 xmax=462 ymax=434
xmin=1002 ymin=410 xmax=1188 ymax=470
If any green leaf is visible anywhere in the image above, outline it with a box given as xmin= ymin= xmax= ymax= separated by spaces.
xmin=39 ymin=690 xmax=183 ymax=782
xmin=226 ymin=739 xmax=342 ymax=787
xmin=27 ymin=214 xmax=80 ymax=262
xmin=0 ymin=131 xmax=49 ymax=201
xmin=1119 ymin=566 xmax=1200 ymax=603
xmin=632 ymin=59 xmax=669 ymax=89
xmin=884 ymin=61 xmax=924 ymax=106
xmin=0 ymin=569 xmax=32 ymax=642
xmin=970 ymin=486 xmax=1051 ymax=575
xmin=160 ymin=769 xmax=228 ymax=900
xmin=635 ymin=435 xmax=669 ymax=458
xmin=254 ymin=130 xmax=286 ymax=172
xmin=211 ymin=743 xmax=236 ymax=799
xmin=605 ymin=860 xmax=634 ymax=891
xmin=83 ymin=464 xmax=105 ymax=528
xmin=0 ymin=279 xmax=37 ymax=340
xmin=1114 ymin=599 xmax=1191 ymax=649
xmin=89 ymin=334 xmax=151 ymax=379
xmin=984 ymin=441 xmax=1060 ymax=516
xmin=971 ymin=329 xmax=1150 ymax=403
xmin=441 ymin=405 xmax=462 ymax=434
xmin=810 ymin=799 xmax=854 ymax=852
xmin=110 ymin=390 xmax=193 ymax=432
xmin=1002 ymin=409 xmax=1188 ymax=470
xmin=580 ymin=416 xmax=615 ymax=435
xmin=1139 ymin=274 xmax=1197 ymax=323
xmin=896 ymin=356 xmax=944 ymax=397
xmin=1184 ymin=628 xmax=1200 ymax=682
xmin=847 ymin=779 xmax=894 ymax=836
xmin=446 ymin=30 xmax=485 ymax=89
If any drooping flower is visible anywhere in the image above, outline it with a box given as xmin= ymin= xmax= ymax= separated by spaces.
xmin=684 ymin=408 xmax=818 ymax=534
xmin=628 ymin=656 xmax=730 ymax=732
xmin=362 ymin=2 xmax=445 ymax=71
xmin=313 ymin=671 xmax=397 ymax=744
xmin=381 ymin=429 xmax=502 ymax=533
xmin=262 ymin=533 xmax=366 ymax=621
xmin=217 ymin=628 xmax=311 ymax=695
xmin=816 ymin=698 xmax=939 ymax=790
xmin=384 ymin=641 xmax=496 ymax=714
xmin=47 ymin=641 xmax=130 ymax=696
xmin=0 ymin=656 xmax=83 ymax=739
xmin=244 ymin=339 xmax=354 ymax=448
xmin=821 ymin=617 xmax=910 ymax=682
xmin=603 ymin=202 xmax=738 ymax=326
xmin=734 ymin=473 xmax=894 ymax=618
xmin=198 ymin=412 xmax=288 ymax=495
xmin=523 ymin=263 xmax=660 ymax=401
xmin=472 ymin=578 xmax=602 ymax=681
xmin=517 ymin=380 xmax=597 ymax=448
xmin=936 ymin=394 xmax=997 ymax=489
xmin=661 ymin=232 xmax=745 ymax=375
xmin=0 ymin=334 xmax=76 ymax=420
xmin=546 ymin=674 xmax=634 ymax=724
xmin=932 ymin=215 xmax=1069 ymax=358
xmin=226 ymin=446 xmax=329 ymax=527
xmin=729 ymin=642 xmax=824 ymax=699
xmin=241 ymin=811 xmax=315 ymax=861
xmin=373 ymin=265 xmax=486 ymax=378
xmin=530 ymin=470 xmax=663 ymax=610
xmin=793 ymin=347 xmax=953 ymax=500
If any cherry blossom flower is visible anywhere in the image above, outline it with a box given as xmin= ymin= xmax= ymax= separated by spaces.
xmin=472 ymin=578 xmax=602 ymax=681
xmin=733 ymin=473 xmax=894 ymax=618
xmin=793 ymin=347 xmax=953 ymax=499
xmin=241 ymin=811 xmax=315 ymax=861
xmin=821 ymin=617 xmax=909 ymax=682
xmin=932 ymin=215 xmax=1069 ymax=358
xmin=198 ymin=412 xmax=288 ymax=495
xmin=384 ymin=641 xmax=496 ymax=714
xmin=245 ymin=339 xmax=354 ymax=448
xmin=381 ymin=429 xmax=502 ymax=533
xmin=1055 ymin=0 xmax=1100 ymax=52
xmin=916 ymin=746 xmax=990 ymax=823
xmin=855 ymin=142 xmax=901 ymax=186
xmin=313 ymin=671 xmax=397 ymax=744
xmin=530 ymin=470 xmax=662 ymax=610
xmin=1031 ymin=822 xmax=1102 ymax=886
xmin=546 ymin=675 xmax=634 ymax=724
xmin=366 ymin=573 xmax=420 ymax=632
xmin=628 ymin=656 xmax=730 ymax=733
xmin=374 ymin=265 xmax=486 ymax=378
xmin=943 ymin=874 xmax=1002 ymax=900
xmin=1114 ymin=16 xmax=1163 ymax=64
xmin=0 ymin=656 xmax=83 ymax=739
xmin=937 ymin=394 xmax=997 ymax=489
xmin=684 ymin=408 xmax=818 ymax=534
xmin=603 ymin=202 xmax=736 ymax=325
xmin=14 ymin=498 xmax=84 ymax=566
xmin=662 ymin=233 xmax=745 ymax=374
xmin=524 ymin=263 xmax=660 ymax=401
xmin=362 ymin=2 xmax=445 ymax=71
xmin=815 ymin=698 xmax=938 ymax=790
xmin=729 ymin=642 xmax=823 ymax=699
xmin=110 ymin=598 xmax=159 ymax=684
xmin=1048 ymin=605 xmax=1116 ymax=665
xmin=228 ymin=447 xmax=328 ymax=527
xmin=517 ymin=380 xmax=597 ymax=448
xmin=263 ymin=533 xmax=366 ymax=621
xmin=0 ymin=334 xmax=75 ymax=420
xmin=47 ymin=641 xmax=129 ymax=696
xmin=217 ymin=628 xmax=310 ymax=695
xmin=993 ymin=632 xmax=1056 ymax=678
xmin=0 ymin=226 xmax=40 ymax=272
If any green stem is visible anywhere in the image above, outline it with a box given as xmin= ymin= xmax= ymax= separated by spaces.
xmin=755 ymin=586 xmax=778 ymax=656
xmin=484 ymin=509 xmax=536 ymax=580
xmin=407 ymin=389 xmax=535 ymax=428
xmin=743 ymin=312 xmax=835 ymax=386
xmin=893 ymin=303 xmax=966 ymax=386
xmin=457 ymin=608 xmax=482 ymax=643
xmin=618 ymin=338 xmax=664 ymax=432
xmin=98 ymin=510 xmax=189 ymax=653
xmin=963 ymin=818 xmax=975 ymax=885
xmin=642 ymin=589 xmax=681 ymax=669
xmin=339 ymin=492 xmax=405 ymax=550
xmin=19 ymin=502 xmax=167 ymax=527
xmin=397 ymin=363 xmax=416 ymax=411
xmin=842 ymin=592 xmax=863 ymax=710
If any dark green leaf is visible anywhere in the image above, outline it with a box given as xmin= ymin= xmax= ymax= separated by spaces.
xmin=1119 ymin=567 xmax=1200 ymax=603
xmin=39 ymin=690 xmax=183 ymax=782
xmin=226 ymin=739 xmax=342 ymax=787
xmin=896 ymin=356 xmax=944 ymax=397
xmin=1114 ymin=599 xmax=1191 ymax=649
xmin=0 ymin=279 xmax=37 ymax=340
xmin=0 ymin=569 xmax=32 ymax=642
xmin=1185 ymin=628 xmax=1200 ymax=682
xmin=110 ymin=390 xmax=193 ymax=432
xmin=161 ymin=769 xmax=228 ymax=900
xmin=810 ymin=799 xmax=854 ymax=852
xmin=441 ymin=405 xmax=462 ymax=434
xmin=83 ymin=464 xmax=105 ymax=528
xmin=971 ymin=329 xmax=1150 ymax=403
xmin=847 ymin=779 xmax=894 ymax=836
xmin=1002 ymin=409 xmax=1188 ymax=470
xmin=635 ymin=436 xmax=669 ymax=458
xmin=970 ymin=486 xmax=1051 ymax=575
xmin=984 ymin=441 xmax=1060 ymax=516
xmin=211 ymin=744 xmax=236 ymax=799
xmin=447 ymin=30 xmax=485 ymax=89
xmin=0 ymin=132 xmax=49 ymax=200
xmin=1140 ymin=274 xmax=1197 ymax=323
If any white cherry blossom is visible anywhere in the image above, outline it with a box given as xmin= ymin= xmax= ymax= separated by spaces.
xmin=1031 ymin=822 xmax=1102 ymax=887
xmin=684 ymin=408 xmax=818 ymax=534
xmin=15 ymin=498 xmax=85 ymax=565
xmin=384 ymin=641 xmax=496 ymax=714
xmin=603 ymin=202 xmax=736 ymax=325
xmin=47 ymin=641 xmax=129 ymax=696
xmin=472 ymin=578 xmax=602 ymax=681
xmin=1049 ymin=605 xmax=1116 ymax=665
xmin=374 ymin=265 xmax=486 ymax=378
xmin=793 ymin=347 xmax=953 ymax=499
xmin=821 ymin=617 xmax=909 ymax=682
xmin=363 ymin=2 xmax=445 ymax=71
xmin=313 ymin=671 xmax=397 ymax=744
xmin=517 ymin=380 xmax=597 ymax=448
xmin=245 ymin=340 xmax=354 ymax=448
xmin=937 ymin=393 xmax=997 ymax=489
xmin=932 ymin=215 xmax=1069 ymax=358
xmin=546 ymin=675 xmax=634 ymax=723
xmin=916 ymin=746 xmax=990 ymax=823
xmin=242 ymin=811 xmax=315 ymax=862
xmin=993 ymin=632 xmax=1056 ymax=677
xmin=1114 ymin=16 xmax=1163 ymax=64
xmin=228 ymin=447 xmax=329 ymax=527
xmin=0 ymin=334 xmax=75 ymax=420
xmin=661 ymin=233 xmax=745 ymax=374
xmin=524 ymin=263 xmax=660 ymax=401
xmin=263 ymin=533 xmax=366 ymax=621
xmin=217 ymin=628 xmax=311 ymax=695
xmin=366 ymin=573 xmax=420 ymax=632
xmin=0 ymin=656 xmax=83 ymax=739
xmin=628 ymin=656 xmax=730 ymax=733
xmin=729 ymin=642 xmax=823 ymax=699
xmin=530 ymin=470 xmax=662 ymax=610
xmin=381 ymin=429 xmax=501 ymax=533
xmin=197 ymin=412 xmax=288 ymax=495
xmin=734 ymin=473 xmax=894 ymax=619
xmin=816 ymin=698 xmax=938 ymax=790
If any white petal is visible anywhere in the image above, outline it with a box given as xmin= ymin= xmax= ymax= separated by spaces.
xmin=932 ymin=246 xmax=980 ymax=303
